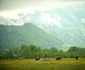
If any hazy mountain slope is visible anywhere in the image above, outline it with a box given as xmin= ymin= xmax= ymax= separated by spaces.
xmin=16 ymin=3 xmax=85 ymax=47
xmin=0 ymin=2 xmax=85 ymax=50
xmin=0 ymin=23 xmax=63 ymax=53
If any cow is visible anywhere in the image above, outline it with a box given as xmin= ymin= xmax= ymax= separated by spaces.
xmin=76 ymin=55 xmax=78 ymax=60
xmin=56 ymin=56 xmax=61 ymax=60
xmin=35 ymin=57 xmax=40 ymax=60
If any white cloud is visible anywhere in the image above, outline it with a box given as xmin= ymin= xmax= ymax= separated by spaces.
xmin=56 ymin=16 xmax=61 ymax=21
xmin=0 ymin=9 xmax=34 ymax=19
xmin=0 ymin=18 xmax=25 ymax=26
xmin=0 ymin=0 xmax=79 ymax=11
xmin=0 ymin=0 xmax=85 ymax=26
xmin=1 ymin=0 xmax=84 ymax=11
xmin=52 ymin=18 xmax=63 ymax=28
xmin=0 ymin=0 xmax=84 ymax=19
xmin=40 ymin=12 xmax=62 ymax=28
xmin=40 ymin=13 xmax=52 ymax=23
xmin=17 ymin=9 xmax=35 ymax=15
xmin=11 ymin=19 xmax=25 ymax=26
xmin=0 ymin=11 xmax=19 ymax=19
xmin=81 ymin=18 xmax=85 ymax=23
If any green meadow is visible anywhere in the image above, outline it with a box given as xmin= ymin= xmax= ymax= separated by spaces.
xmin=0 ymin=58 xmax=85 ymax=70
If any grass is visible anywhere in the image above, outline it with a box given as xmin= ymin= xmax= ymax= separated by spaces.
xmin=0 ymin=58 xmax=85 ymax=70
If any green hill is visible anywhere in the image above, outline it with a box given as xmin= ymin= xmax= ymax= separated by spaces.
xmin=0 ymin=23 xmax=63 ymax=53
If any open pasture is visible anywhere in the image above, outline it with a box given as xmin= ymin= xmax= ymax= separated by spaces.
xmin=0 ymin=58 xmax=85 ymax=70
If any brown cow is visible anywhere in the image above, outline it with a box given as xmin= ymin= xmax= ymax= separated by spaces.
xmin=56 ymin=56 xmax=61 ymax=60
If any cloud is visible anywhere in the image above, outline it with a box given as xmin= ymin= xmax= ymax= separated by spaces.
xmin=0 ymin=0 xmax=83 ymax=11
xmin=0 ymin=9 xmax=35 ymax=19
xmin=0 ymin=0 xmax=85 ymax=26
xmin=0 ymin=17 xmax=26 ymax=26
xmin=0 ymin=0 xmax=83 ymax=19
xmin=0 ymin=11 xmax=19 ymax=19
xmin=52 ymin=18 xmax=63 ymax=28
xmin=81 ymin=18 xmax=85 ymax=23
xmin=40 ymin=12 xmax=52 ymax=23
xmin=40 ymin=12 xmax=62 ymax=28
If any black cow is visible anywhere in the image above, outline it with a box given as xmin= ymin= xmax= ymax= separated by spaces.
xmin=76 ymin=55 xmax=78 ymax=60
xmin=56 ymin=56 xmax=61 ymax=60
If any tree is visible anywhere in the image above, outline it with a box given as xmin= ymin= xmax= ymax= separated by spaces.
xmin=20 ymin=45 xmax=32 ymax=58
xmin=42 ymin=48 xmax=50 ymax=58
xmin=7 ymin=50 xmax=14 ymax=59
xmin=12 ymin=47 xmax=20 ymax=59
xmin=29 ymin=45 xmax=41 ymax=58
xmin=50 ymin=47 xmax=58 ymax=52
xmin=67 ymin=46 xmax=79 ymax=52
xmin=29 ymin=45 xmax=41 ymax=52
xmin=0 ymin=52 xmax=7 ymax=59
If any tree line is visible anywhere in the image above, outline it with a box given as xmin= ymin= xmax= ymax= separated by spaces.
xmin=0 ymin=45 xmax=85 ymax=60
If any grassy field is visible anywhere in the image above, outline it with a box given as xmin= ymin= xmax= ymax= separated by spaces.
xmin=0 ymin=58 xmax=85 ymax=70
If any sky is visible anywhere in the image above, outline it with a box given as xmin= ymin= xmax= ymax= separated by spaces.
xmin=0 ymin=0 xmax=82 ymax=11
xmin=0 ymin=0 xmax=85 ymax=26
xmin=0 ymin=0 xmax=84 ymax=18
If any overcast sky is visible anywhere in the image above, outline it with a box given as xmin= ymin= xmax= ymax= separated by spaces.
xmin=0 ymin=0 xmax=84 ymax=11
xmin=0 ymin=0 xmax=85 ymax=18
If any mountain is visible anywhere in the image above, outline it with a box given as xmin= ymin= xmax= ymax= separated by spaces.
xmin=0 ymin=23 xmax=63 ymax=53
xmin=0 ymin=2 xmax=85 ymax=52
xmin=16 ymin=3 xmax=85 ymax=47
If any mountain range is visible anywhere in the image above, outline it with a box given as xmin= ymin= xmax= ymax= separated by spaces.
xmin=0 ymin=2 xmax=85 ymax=53
xmin=0 ymin=23 xmax=63 ymax=53
xmin=18 ymin=3 xmax=85 ymax=47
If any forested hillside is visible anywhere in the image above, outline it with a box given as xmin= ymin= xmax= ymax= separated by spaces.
xmin=0 ymin=23 xmax=63 ymax=53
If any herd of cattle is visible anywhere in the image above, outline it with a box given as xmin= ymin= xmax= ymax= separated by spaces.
xmin=35 ymin=56 xmax=61 ymax=60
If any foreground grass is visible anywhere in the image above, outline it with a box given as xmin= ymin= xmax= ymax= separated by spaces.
xmin=0 ymin=58 xmax=85 ymax=70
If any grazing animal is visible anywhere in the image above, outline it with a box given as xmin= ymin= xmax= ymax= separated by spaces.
xmin=76 ymin=55 xmax=78 ymax=60
xmin=56 ymin=56 xmax=61 ymax=60
xmin=35 ymin=57 xmax=40 ymax=60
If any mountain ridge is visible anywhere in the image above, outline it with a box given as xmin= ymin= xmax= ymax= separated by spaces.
xmin=0 ymin=23 xmax=63 ymax=53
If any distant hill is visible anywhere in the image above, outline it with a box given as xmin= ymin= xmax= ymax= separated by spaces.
xmin=0 ymin=23 xmax=63 ymax=53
